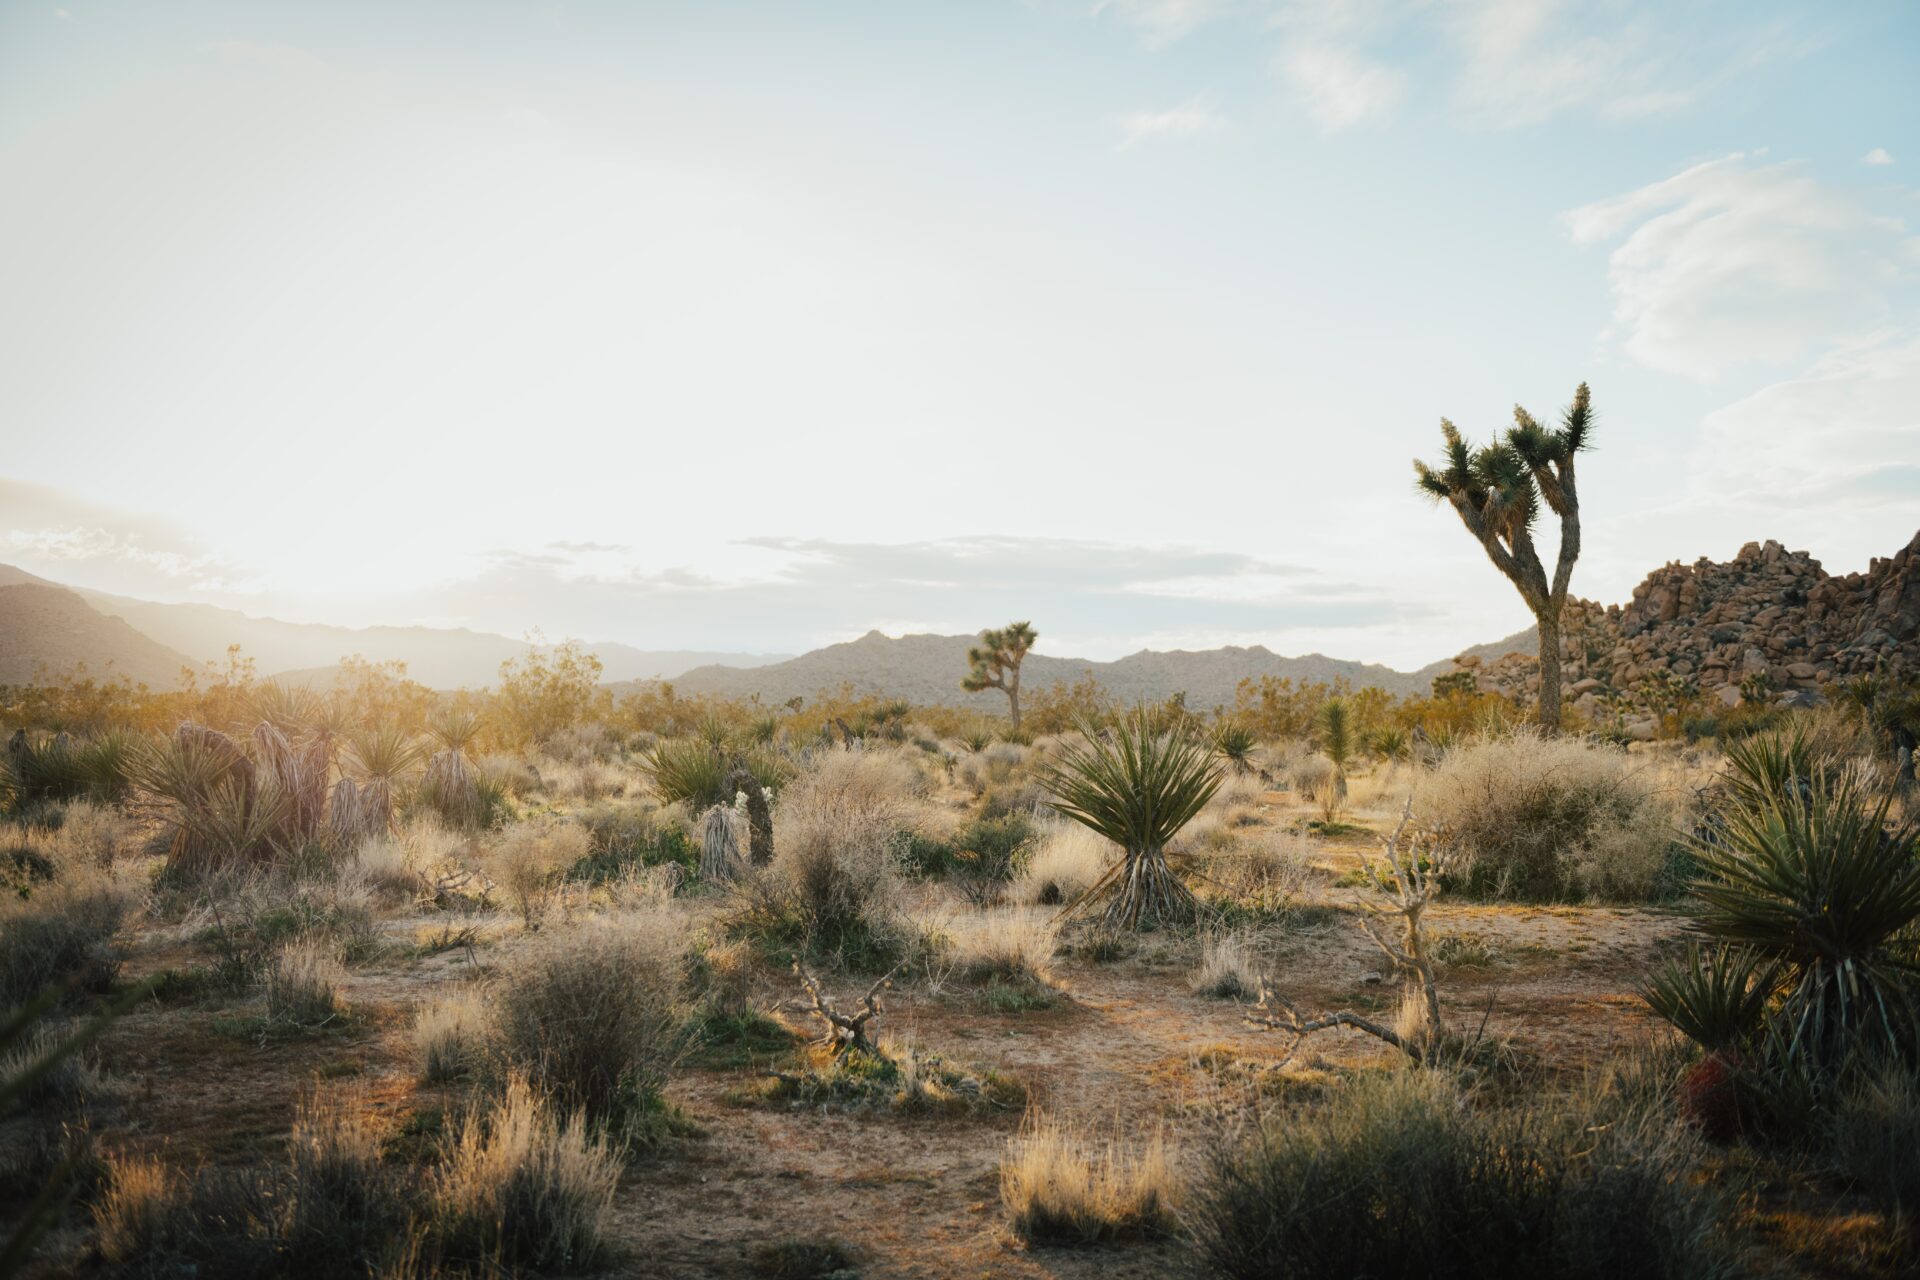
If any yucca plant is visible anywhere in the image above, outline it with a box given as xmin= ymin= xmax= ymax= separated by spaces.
xmin=1211 ymin=721 xmax=1259 ymax=775
xmin=1720 ymin=723 xmax=1848 ymax=812
xmin=641 ymin=738 xmax=730 ymax=810
xmin=1643 ymin=943 xmax=1780 ymax=1054
xmin=1370 ymin=727 xmax=1410 ymax=764
xmin=1315 ymin=699 xmax=1354 ymax=822
xmin=1686 ymin=776 xmax=1920 ymax=1070
xmin=1038 ymin=708 xmax=1221 ymax=929
xmin=249 ymin=680 xmax=325 ymax=733
xmin=343 ymin=724 xmax=424 ymax=782
xmin=427 ymin=706 xmax=485 ymax=755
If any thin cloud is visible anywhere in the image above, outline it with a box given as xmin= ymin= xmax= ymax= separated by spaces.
xmin=1563 ymin=153 xmax=1914 ymax=380
xmin=1864 ymin=147 xmax=1895 ymax=166
xmin=1277 ymin=42 xmax=1407 ymax=131
xmin=1117 ymin=96 xmax=1227 ymax=149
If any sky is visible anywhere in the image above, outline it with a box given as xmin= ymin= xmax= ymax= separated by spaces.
xmin=2 ymin=0 xmax=1917 ymax=670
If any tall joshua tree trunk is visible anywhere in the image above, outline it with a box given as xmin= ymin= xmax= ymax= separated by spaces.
xmin=1416 ymin=383 xmax=1591 ymax=733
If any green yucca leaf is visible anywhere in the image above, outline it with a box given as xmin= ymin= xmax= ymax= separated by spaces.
xmin=1642 ymin=944 xmax=1779 ymax=1053
xmin=344 ymin=724 xmax=424 ymax=781
xmin=1038 ymin=708 xmax=1222 ymax=857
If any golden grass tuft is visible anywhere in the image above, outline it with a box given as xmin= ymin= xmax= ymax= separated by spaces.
xmin=1001 ymin=1113 xmax=1176 ymax=1245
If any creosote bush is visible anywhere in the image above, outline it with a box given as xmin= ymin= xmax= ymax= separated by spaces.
xmin=1001 ymin=1114 xmax=1175 ymax=1246
xmin=1417 ymin=729 xmax=1680 ymax=900
xmin=490 ymin=915 xmax=688 ymax=1139
xmin=481 ymin=816 xmax=589 ymax=930
xmin=1188 ymin=1070 xmax=1735 ymax=1280
xmin=733 ymin=749 xmax=922 ymax=969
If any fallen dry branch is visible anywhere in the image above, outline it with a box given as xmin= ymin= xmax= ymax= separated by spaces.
xmin=1246 ymin=798 xmax=1449 ymax=1066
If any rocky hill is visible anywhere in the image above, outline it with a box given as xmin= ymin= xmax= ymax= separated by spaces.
xmin=1447 ymin=531 xmax=1920 ymax=715
xmin=656 ymin=629 xmax=1453 ymax=709
xmin=0 ymin=579 xmax=195 ymax=687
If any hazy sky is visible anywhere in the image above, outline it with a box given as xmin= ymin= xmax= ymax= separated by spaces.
xmin=3 ymin=0 xmax=1916 ymax=668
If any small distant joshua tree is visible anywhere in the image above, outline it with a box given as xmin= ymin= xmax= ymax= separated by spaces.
xmin=962 ymin=621 xmax=1038 ymax=731
xmin=1415 ymin=383 xmax=1593 ymax=731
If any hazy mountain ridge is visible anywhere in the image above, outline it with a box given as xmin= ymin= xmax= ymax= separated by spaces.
xmin=70 ymin=586 xmax=791 ymax=687
xmin=0 ymin=582 xmax=196 ymax=687
xmin=653 ymin=628 xmax=1512 ymax=709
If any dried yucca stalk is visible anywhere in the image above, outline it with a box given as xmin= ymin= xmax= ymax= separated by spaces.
xmin=698 ymin=804 xmax=744 ymax=882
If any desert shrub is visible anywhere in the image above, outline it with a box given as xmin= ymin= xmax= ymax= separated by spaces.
xmin=1188 ymin=1070 xmax=1734 ymax=1280
xmin=481 ymin=817 xmax=589 ymax=930
xmin=1001 ymin=1115 xmax=1175 ymax=1245
xmin=567 ymin=801 xmax=696 ymax=883
xmin=266 ymin=941 xmax=347 ymax=1026
xmin=0 ymin=863 xmax=132 ymax=1010
xmin=31 ymin=799 xmax=142 ymax=869
xmin=281 ymin=1092 xmax=409 ymax=1276
xmin=1417 ymin=730 xmax=1680 ymax=900
xmin=1191 ymin=928 xmax=1259 ymax=998
xmin=92 ymin=1155 xmax=280 ymax=1276
xmin=414 ymin=989 xmax=491 ymax=1083
xmin=430 ymin=1075 xmax=621 ymax=1272
xmin=1037 ymin=707 xmax=1221 ymax=928
xmin=0 ymin=1020 xmax=108 ymax=1113
xmin=733 ymin=751 xmax=921 ymax=969
xmin=490 ymin=916 xmax=687 ymax=1136
xmin=1012 ymin=816 xmax=1118 ymax=906
xmin=642 ymin=738 xmax=789 ymax=810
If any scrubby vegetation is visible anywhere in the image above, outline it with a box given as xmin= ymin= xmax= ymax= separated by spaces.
xmin=3 ymin=647 xmax=1917 ymax=1276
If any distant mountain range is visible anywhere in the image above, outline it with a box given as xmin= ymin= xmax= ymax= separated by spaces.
xmin=654 ymin=627 xmax=1532 ymax=709
xmin=0 ymin=561 xmax=1535 ymax=703
xmin=0 ymin=565 xmax=790 ymax=689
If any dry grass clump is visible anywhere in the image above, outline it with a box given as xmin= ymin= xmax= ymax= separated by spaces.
xmin=431 ymin=1075 xmax=621 ymax=1273
xmin=414 ymin=989 xmax=491 ymax=1083
xmin=266 ymin=940 xmax=347 ymax=1026
xmin=1417 ymin=730 xmax=1681 ymax=900
xmin=1191 ymin=928 xmax=1260 ymax=998
xmin=32 ymin=798 xmax=142 ymax=869
xmin=1011 ymin=816 xmax=1117 ymax=907
xmin=481 ymin=816 xmax=590 ymax=930
xmin=490 ymin=915 xmax=688 ymax=1134
xmin=281 ymin=1092 xmax=408 ymax=1270
xmin=93 ymin=1093 xmax=406 ymax=1277
xmin=946 ymin=909 xmax=1059 ymax=987
xmin=1001 ymin=1114 xmax=1176 ymax=1245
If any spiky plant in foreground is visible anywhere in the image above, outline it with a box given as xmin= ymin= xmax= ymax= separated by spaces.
xmin=1038 ymin=708 xmax=1221 ymax=929
xmin=1415 ymin=383 xmax=1592 ymax=730
xmin=1647 ymin=774 xmax=1920 ymax=1081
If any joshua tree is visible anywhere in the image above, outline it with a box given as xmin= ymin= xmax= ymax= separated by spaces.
xmin=962 ymin=621 xmax=1038 ymax=731
xmin=1415 ymin=383 xmax=1592 ymax=731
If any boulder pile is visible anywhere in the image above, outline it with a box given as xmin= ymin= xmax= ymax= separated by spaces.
xmin=1449 ymin=530 xmax=1920 ymax=719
